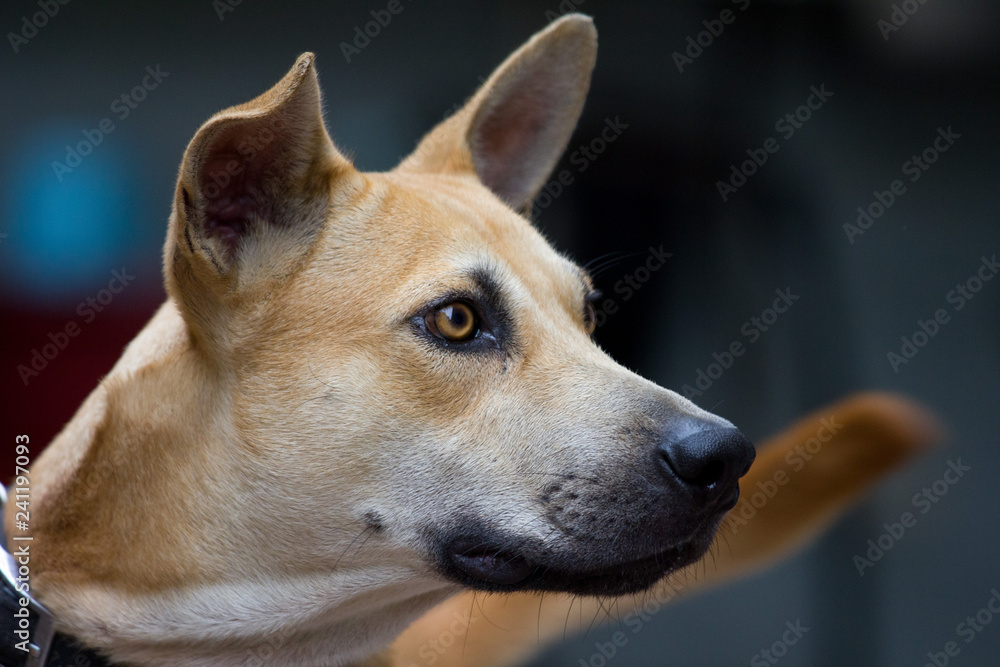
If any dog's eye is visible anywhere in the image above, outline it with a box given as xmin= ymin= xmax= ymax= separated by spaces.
xmin=426 ymin=302 xmax=479 ymax=342
xmin=583 ymin=290 xmax=602 ymax=335
xmin=583 ymin=301 xmax=597 ymax=335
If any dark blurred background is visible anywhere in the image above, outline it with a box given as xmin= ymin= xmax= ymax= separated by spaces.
xmin=1 ymin=1 xmax=998 ymax=665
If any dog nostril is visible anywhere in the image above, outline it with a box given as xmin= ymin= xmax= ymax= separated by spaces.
xmin=658 ymin=427 xmax=756 ymax=495
xmin=660 ymin=448 xmax=726 ymax=487
xmin=688 ymin=459 xmax=725 ymax=487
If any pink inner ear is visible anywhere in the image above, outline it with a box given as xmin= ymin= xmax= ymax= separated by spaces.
xmin=199 ymin=149 xmax=259 ymax=255
xmin=472 ymin=71 xmax=560 ymax=206
xmin=205 ymin=195 xmax=253 ymax=253
xmin=478 ymin=94 xmax=547 ymax=173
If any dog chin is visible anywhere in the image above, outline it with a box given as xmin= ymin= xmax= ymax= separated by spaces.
xmin=435 ymin=524 xmax=718 ymax=597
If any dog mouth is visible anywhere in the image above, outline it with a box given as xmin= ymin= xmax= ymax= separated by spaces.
xmin=446 ymin=540 xmax=535 ymax=587
xmin=440 ymin=532 xmax=711 ymax=597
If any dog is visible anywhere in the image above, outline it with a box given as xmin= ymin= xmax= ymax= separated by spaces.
xmin=3 ymin=14 xmax=940 ymax=667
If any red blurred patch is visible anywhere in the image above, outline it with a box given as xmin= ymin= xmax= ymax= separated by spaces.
xmin=1 ymin=294 xmax=162 ymax=484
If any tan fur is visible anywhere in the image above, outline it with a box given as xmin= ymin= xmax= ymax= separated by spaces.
xmin=4 ymin=15 xmax=941 ymax=667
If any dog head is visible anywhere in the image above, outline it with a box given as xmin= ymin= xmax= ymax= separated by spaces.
xmin=166 ymin=15 xmax=754 ymax=598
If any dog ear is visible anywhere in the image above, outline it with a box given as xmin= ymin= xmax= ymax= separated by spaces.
xmin=166 ymin=53 xmax=353 ymax=308
xmin=396 ymin=14 xmax=597 ymax=213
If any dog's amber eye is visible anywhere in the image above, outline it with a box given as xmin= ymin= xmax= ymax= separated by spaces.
xmin=427 ymin=302 xmax=478 ymax=342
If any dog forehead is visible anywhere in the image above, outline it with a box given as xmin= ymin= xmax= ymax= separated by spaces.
xmin=368 ymin=171 xmax=582 ymax=291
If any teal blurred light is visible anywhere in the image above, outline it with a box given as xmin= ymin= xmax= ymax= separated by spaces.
xmin=2 ymin=124 xmax=135 ymax=307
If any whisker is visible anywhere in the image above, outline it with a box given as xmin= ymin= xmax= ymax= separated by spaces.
xmin=587 ymin=258 xmax=625 ymax=279
xmin=586 ymin=249 xmax=650 ymax=280
xmin=332 ymin=524 xmax=373 ymax=572
xmin=563 ymin=594 xmax=576 ymax=641
xmin=349 ymin=525 xmax=379 ymax=564
xmin=537 ymin=593 xmax=545 ymax=644
xmin=582 ymin=251 xmax=627 ymax=272
xmin=462 ymin=592 xmax=476 ymax=657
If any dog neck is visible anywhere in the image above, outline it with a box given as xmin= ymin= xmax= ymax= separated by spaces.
xmin=42 ymin=571 xmax=453 ymax=665
xmin=13 ymin=301 xmax=456 ymax=666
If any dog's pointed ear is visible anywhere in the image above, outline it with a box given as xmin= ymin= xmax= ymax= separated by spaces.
xmin=166 ymin=53 xmax=353 ymax=307
xmin=396 ymin=14 xmax=597 ymax=213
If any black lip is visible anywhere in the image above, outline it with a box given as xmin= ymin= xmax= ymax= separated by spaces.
xmin=446 ymin=540 xmax=534 ymax=586
xmin=533 ymin=540 xmax=705 ymax=596
xmin=440 ymin=531 xmax=713 ymax=597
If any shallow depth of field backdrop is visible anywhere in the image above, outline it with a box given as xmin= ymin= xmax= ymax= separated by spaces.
xmin=1 ymin=1 xmax=998 ymax=665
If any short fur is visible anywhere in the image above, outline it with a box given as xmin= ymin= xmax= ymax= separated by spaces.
xmin=5 ymin=15 xmax=940 ymax=667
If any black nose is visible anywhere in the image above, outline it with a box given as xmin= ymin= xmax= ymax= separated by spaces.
xmin=658 ymin=427 xmax=756 ymax=504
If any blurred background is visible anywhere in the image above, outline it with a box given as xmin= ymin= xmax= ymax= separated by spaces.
xmin=1 ymin=0 xmax=998 ymax=665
